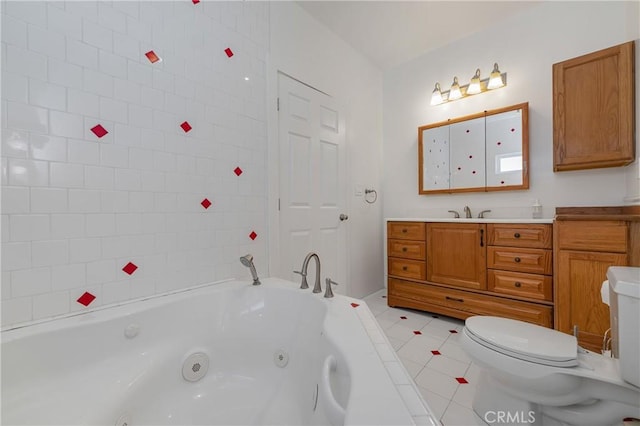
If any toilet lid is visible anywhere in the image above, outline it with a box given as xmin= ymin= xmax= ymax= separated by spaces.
xmin=465 ymin=316 xmax=579 ymax=367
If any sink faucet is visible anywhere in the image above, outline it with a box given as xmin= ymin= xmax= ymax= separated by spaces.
xmin=464 ymin=206 xmax=472 ymax=218
xmin=478 ymin=210 xmax=492 ymax=218
xmin=294 ymin=252 xmax=322 ymax=293
xmin=448 ymin=210 xmax=460 ymax=218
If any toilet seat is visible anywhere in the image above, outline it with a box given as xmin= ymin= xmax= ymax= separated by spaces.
xmin=465 ymin=316 xmax=579 ymax=367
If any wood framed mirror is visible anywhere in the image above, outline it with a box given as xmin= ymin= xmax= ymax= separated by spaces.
xmin=418 ymin=102 xmax=529 ymax=194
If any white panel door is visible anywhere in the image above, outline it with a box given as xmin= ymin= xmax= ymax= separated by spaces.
xmin=277 ymin=73 xmax=347 ymax=294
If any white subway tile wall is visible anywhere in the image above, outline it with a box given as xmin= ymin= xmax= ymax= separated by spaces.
xmin=1 ymin=1 xmax=269 ymax=328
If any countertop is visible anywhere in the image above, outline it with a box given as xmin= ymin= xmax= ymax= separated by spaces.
xmin=385 ymin=218 xmax=554 ymax=224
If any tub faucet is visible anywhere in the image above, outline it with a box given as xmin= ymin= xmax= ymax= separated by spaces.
xmin=294 ymin=252 xmax=322 ymax=293
xmin=464 ymin=206 xmax=472 ymax=218
xmin=239 ymin=254 xmax=261 ymax=285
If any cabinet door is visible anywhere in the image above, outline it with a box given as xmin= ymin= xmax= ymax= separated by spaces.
xmin=553 ymin=41 xmax=635 ymax=171
xmin=427 ymin=223 xmax=487 ymax=290
xmin=556 ymin=250 xmax=627 ymax=352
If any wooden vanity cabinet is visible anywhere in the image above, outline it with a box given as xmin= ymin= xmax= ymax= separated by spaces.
xmin=426 ymin=223 xmax=486 ymax=290
xmin=387 ymin=221 xmax=553 ymax=328
xmin=554 ymin=209 xmax=640 ymax=353
xmin=552 ymin=41 xmax=635 ymax=171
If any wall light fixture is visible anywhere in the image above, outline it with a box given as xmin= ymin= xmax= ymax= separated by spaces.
xmin=430 ymin=63 xmax=507 ymax=106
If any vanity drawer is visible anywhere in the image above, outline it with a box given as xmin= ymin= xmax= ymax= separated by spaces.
xmin=487 ymin=247 xmax=552 ymax=274
xmin=388 ymin=278 xmax=552 ymax=327
xmin=388 ymin=258 xmax=426 ymax=280
xmin=387 ymin=222 xmax=426 ymax=241
xmin=488 ymin=270 xmax=553 ymax=301
xmin=387 ymin=239 xmax=426 ymax=260
xmin=488 ymin=224 xmax=552 ymax=249
xmin=555 ymin=220 xmax=628 ymax=253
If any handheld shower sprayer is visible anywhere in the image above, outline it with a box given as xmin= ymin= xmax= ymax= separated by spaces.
xmin=239 ymin=254 xmax=261 ymax=285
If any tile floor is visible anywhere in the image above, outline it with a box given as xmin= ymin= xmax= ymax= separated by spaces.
xmin=362 ymin=290 xmax=486 ymax=426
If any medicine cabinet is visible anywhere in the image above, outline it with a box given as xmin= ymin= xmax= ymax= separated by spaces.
xmin=418 ymin=103 xmax=529 ymax=194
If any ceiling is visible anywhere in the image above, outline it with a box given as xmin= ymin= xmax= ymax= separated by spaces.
xmin=296 ymin=1 xmax=542 ymax=71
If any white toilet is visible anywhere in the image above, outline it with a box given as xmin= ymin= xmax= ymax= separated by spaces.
xmin=460 ymin=266 xmax=640 ymax=426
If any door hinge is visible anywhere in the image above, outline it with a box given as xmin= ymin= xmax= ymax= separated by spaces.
xmin=276 ymin=97 xmax=280 ymax=111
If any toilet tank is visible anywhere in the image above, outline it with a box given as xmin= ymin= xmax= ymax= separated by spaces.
xmin=607 ymin=266 xmax=640 ymax=388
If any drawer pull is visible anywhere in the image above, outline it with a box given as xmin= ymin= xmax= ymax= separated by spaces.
xmin=445 ymin=296 xmax=464 ymax=303
xmin=514 ymin=232 xmax=521 ymax=238
xmin=402 ymin=228 xmax=407 ymax=233
xmin=514 ymin=257 xmax=521 ymax=263
xmin=402 ymin=266 xmax=408 ymax=271
xmin=402 ymin=247 xmax=407 ymax=252
xmin=480 ymin=229 xmax=484 ymax=247
xmin=514 ymin=281 xmax=522 ymax=287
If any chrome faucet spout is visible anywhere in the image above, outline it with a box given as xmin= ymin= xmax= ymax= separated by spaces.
xmin=297 ymin=252 xmax=322 ymax=293
xmin=464 ymin=206 xmax=472 ymax=218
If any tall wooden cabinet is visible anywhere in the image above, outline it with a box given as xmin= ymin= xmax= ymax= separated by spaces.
xmin=387 ymin=220 xmax=554 ymax=327
xmin=554 ymin=207 xmax=640 ymax=352
xmin=552 ymin=41 xmax=635 ymax=171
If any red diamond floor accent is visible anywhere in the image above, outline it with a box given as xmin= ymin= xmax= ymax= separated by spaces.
xmin=122 ymin=262 xmax=138 ymax=275
xmin=145 ymin=50 xmax=161 ymax=63
xmin=350 ymin=303 xmax=359 ymax=308
xmin=192 ymin=0 xmax=200 ymax=3
xmin=249 ymin=231 xmax=257 ymax=240
xmin=456 ymin=377 xmax=469 ymax=384
xmin=234 ymin=166 xmax=243 ymax=176
xmin=449 ymin=329 xmax=458 ymax=334
xmin=400 ymin=316 xmax=407 ymax=320
xmin=413 ymin=330 xmax=422 ymax=335
xmin=180 ymin=121 xmax=192 ymax=132
xmin=90 ymin=124 xmax=108 ymax=138
xmin=77 ymin=292 xmax=96 ymax=306
xmin=381 ymin=295 xmax=386 ymax=298
xmin=201 ymin=198 xmax=211 ymax=209
xmin=431 ymin=350 xmax=441 ymax=355
xmin=224 ymin=47 xmax=234 ymax=58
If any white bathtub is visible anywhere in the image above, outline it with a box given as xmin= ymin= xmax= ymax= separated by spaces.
xmin=1 ymin=277 xmax=438 ymax=425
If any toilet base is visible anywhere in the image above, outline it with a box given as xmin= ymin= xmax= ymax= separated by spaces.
xmin=473 ymin=370 xmax=543 ymax=426
xmin=473 ymin=370 xmax=640 ymax=426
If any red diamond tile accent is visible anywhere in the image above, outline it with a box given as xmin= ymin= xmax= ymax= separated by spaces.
xmin=77 ymin=292 xmax=96 ymax=307
xmin=234 ymin=166 xmax=243 ymax=176
xmin=497 ymin=141 xmax=502 ymax=145
xmin=472 ymin=170 xmax=477 ymax=174
xmin=456 ymin=377 xmax=469 ymax=384
xmin=201 ymin=198 xmax=211 ymax=209
xmin=180 ymin=121 xmax=192 ymax=132
xmin=192 ymin=0 xmax=200 ymax=3
xmin=350 ymin=303 xmax=359 ymax=308
xmin=431 ymin=350 xmax=441 ymax=355
xmin=91 ymin=124 xmax=108 ymax=138
xmin=511 ymin=128 xmax=515 ymax=132
xmin=469 ymin=155 xmax=473 ymax=159
xmin=449 ymin=329 xmax=458 ymax=334
xmin=122 ymin=262 xmax=138 ymax=275
xmin=413 ymin=330 xmax=422 ymax=335
xmin=249 ymin=231 xmax=257 ymax=240
xmin=400 ymin=316 xmax=407 ymax=320
xmin=224 ymin=47 xmax=234 ymax=58
xmin=501 ymin=180 xmax=505 ymax=185
xmin=145 ymin=50 xmax=161 ymax=63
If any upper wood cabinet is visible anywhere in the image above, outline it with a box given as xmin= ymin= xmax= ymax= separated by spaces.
xmin=553 ymin=41 xmax=636 ymax=171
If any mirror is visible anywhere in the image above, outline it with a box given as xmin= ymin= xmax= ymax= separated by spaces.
xmin=418 ymin=103 xmax=529 ymax=194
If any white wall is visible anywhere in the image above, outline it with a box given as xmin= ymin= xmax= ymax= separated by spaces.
xmin=383 ymin=1 xmax=640 ymax=220
xmin=1 ymin=1 xmax=269 ymax=328
xmin=269 ymin=2 xmax=384 ymax=298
